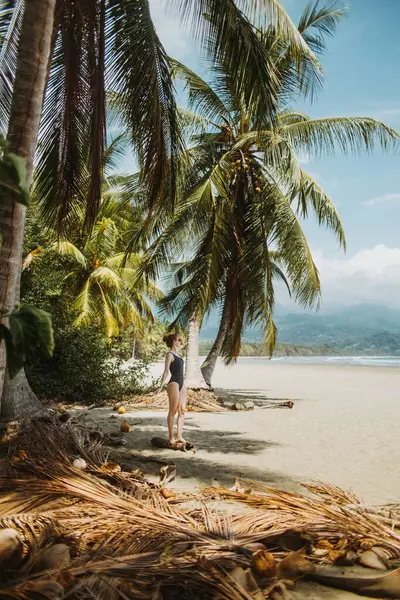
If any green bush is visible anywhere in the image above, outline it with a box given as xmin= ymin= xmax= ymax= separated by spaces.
xmin=26 ymin=323 xmax=152 ymax=404
xmin=22 ymin=221 xmax=154 ymax=403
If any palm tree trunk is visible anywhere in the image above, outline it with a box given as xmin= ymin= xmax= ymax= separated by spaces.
xmin=201 ymin=295 xmax=231 ymax=387
xmin=184 ymin=315 xmax=209 ymax=389
xmin=0 ymin=0 xmax=57 ymax=418
xmin=132 ymin=336 xmax=136 ymax=360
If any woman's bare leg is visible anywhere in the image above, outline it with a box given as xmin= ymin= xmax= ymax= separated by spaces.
xmin=177 ymin=385 xmax=187 ymax=443
xmin=167 ymin=383 xmax=179 ymax=444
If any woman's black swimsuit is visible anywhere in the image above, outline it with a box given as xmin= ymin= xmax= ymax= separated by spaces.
xmin=168 ymin=352 xmax=184 ymax=391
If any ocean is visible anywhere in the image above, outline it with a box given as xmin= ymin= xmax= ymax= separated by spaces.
xmin=238 ymin=355 xmax=400 ymax=368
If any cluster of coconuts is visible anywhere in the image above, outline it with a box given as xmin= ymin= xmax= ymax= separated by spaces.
xmin=252 ymin=172 xmax=264 ymax=194
xmin=231 ymin=157 xmax=251 ymax=174
xmin=0 ymin=528 xmax=70 ymax=598
xmin=229 ymin=157 xmax=265 ymax=194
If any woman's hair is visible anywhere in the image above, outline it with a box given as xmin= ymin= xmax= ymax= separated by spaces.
xmin=163 ymin=333 xmax=182 ymax=349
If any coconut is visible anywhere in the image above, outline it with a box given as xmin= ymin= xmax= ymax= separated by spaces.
xmin=117 ymin=406 xmax=126 ymax=415
xmin=160 ymin=488 xmax=176 ymax=500
xmin=120 ymin=419 xmax=130 ymax=433
xmin=251 ymin=549 xmax=276 ymax=578
xmin=72 ymin=458 xmax=87 ymax=470
xmin=0 ymin=528 xmax=24 ymax=568
xmin=36 ymin=544 xmax=70 ymax=571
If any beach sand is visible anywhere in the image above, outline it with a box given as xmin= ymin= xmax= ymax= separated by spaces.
xmin=84 ymin=361 xmax=400 ymax=600
xmin=92 ymin=361 xmax=400 ymax=505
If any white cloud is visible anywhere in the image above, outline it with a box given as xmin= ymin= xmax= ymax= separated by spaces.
xmin=365 ymin=193 xmax=400 ymax=206
xmin=311 ymin=245 xmax=400 ymax=307
xmin=149 ymin=0 xmax=191 ymax=58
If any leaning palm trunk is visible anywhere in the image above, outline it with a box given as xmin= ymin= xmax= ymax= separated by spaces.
xmin=201 ymin=296 xmax=231 ymax=387
xmin=185 ymin=316 xmax=209 ymax=389
xmin=0 ymin=0 xmax=56 ymax=416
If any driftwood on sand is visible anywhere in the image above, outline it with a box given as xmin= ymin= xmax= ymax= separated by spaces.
xmin=1 ymin=418 xmax=400 ymax=599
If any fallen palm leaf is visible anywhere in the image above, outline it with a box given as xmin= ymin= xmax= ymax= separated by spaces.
xmin=1 ymin=419 xmax=400 ymax=599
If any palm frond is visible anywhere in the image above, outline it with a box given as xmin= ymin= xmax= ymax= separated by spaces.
xmin=298 ymin=0 xmax=346 ymax=55
xmin=73 ymin=279 xmax=96 ymax=327
xmin=85 ymin=0 xmax=107 ymax=229
xmin=107 ymin=0 xmax=184 ymax=213
xmin=0 ymin=0 xmax=23 ymax=136
xmin=22 ymin=247 xmax=42 ymax=271
xmin=97 ymin=281 xmax=119 ymax=337
xmin=90 ymin=266 xmax=122 ymax=290
xmin=35 ymin=1 xmax=94 ymax=232
xmin=169 ymin=0 xmax=284 ymax=127
xmin=103 ymin=133 xmax=129 ymax=174
xmin=174 ymin=0 xmax=318 ymax=65
xmin=297 ymin=169 xmax=346 ymax=250
xmin=86 ymin=218 xmax=118 ymax=261
xmin=178 ymin=107 xmax=212 ymax=138
xmin=52 ymin=240 xmax=87 ymax=267
xmin=282 ymin=116 xmax=400 ymax=156
xmin=263 ymin=183 xmax=321 ymax=308
xmin=171 ymin=58 xmax=231 ymax=122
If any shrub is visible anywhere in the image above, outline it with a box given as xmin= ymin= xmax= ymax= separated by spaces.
xmin=26 ymin=324 xmax=152 ymax=404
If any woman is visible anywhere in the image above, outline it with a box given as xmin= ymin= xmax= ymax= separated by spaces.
xmin=155 ymin=333 xmax=187 ymax=445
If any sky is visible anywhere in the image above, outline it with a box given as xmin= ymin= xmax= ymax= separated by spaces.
xmin=142 ymin=0 xmax=400 ymax=311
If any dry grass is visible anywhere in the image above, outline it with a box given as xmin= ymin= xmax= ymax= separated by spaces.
xmin=0 ymin=418 xmax=399 ymax=599
xmin=127 ymin=388 xmax=227 ymax=412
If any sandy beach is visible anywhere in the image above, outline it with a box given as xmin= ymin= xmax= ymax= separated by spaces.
xmin=92 ymin=360 xmax=400 ymax=505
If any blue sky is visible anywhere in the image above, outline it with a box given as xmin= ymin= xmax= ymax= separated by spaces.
xmin=143 ymin=0 xmax=400 ymax=310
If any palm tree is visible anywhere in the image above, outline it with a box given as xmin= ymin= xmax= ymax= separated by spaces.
xmin=0 ymin=0 xmax=56 ymax=418
xmin=136 ymin=2 xmax=399 ymax=387
xmin=25 ymin=217 xmax=162 ymax=339
xmin=0 ymin=0 xmax=320 ymax=418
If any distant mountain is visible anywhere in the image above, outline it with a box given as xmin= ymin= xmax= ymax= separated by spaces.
xmin=200 ymin=303 xmax=400 ymax=355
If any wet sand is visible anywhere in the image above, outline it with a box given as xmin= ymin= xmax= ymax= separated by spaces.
xmin=94 ymin=361 xmax=400 ymax=505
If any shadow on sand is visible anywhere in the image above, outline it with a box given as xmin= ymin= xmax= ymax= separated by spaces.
xmin=111 ymin=414 xmax=294 ymax=490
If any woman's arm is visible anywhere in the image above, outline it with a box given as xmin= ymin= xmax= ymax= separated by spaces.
xmin=154 ymin=353 xmax=173 ymax=394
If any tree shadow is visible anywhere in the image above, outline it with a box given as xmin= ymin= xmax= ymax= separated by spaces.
xmin=90 ymin=408 xmax=297 ymax=490
xmin=216 ymin=388 xmax=303 ymax=406
xmin=131 ymin=415 xmax=280 ymax=455
xmin=111 ymin=414 xmax=295 ymax=489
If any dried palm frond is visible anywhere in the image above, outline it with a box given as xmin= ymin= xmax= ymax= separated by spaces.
xmin=204 ymin=481 xmax=400 ymax=560
xmin=128 ymin=389 xmax=227 ymax=412
xmin=1 ymin=420 xmax=400 ymax=599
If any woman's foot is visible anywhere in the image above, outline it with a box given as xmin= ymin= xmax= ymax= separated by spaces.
xmin=169 ymin=439 xmax=176 ymax=446
xmin=176 ymin=438 xmax=187 ymax=444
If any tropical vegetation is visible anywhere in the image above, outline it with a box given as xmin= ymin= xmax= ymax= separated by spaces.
xmin=0 ymin=0 xmax=325 ymax=418
xmin=0 ymin=0 xmax=398 ymax=411
xmin=135 ymin=3 xmax=398 ymax=386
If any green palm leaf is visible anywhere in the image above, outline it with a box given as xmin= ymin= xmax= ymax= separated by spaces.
xmin=52 ymin=240 xmax=87 ymax=267
xmin=0 ymin=0 xmax=23 ymax=136
xmin=297 ymin=169 xmax=346 ymax=250
xmin=107 ymin=0 xmax=184 ymax=213
xmin=171 ymin=59 xmax=231 ymax=122
xmin=282 ymin=116 xmax=399 ymax=156
xmin=90 ymin=266 xmax=122 ymax=290
xmin=264 ymin=183 xmax=321 ymax=308
xmin=298 ymin=0 xmax=346 ymax=55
